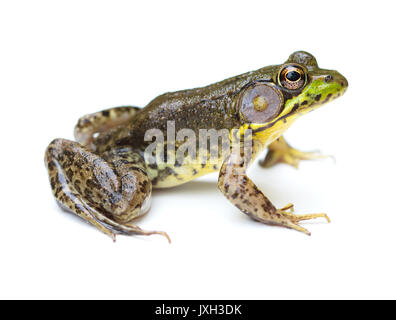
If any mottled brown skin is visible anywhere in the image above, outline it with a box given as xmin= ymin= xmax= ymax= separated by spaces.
xmin=218 ymin=145 xmax=329 ymax=236
xmin=45 ymin=51 xmax=348 ymax=241
xmin=45 ymin=138 xmax=169 ymax=241
xmin=90 ymin=66 xmax=277 ymax=157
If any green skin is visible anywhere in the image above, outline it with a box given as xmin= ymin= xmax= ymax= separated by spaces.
xmin=45 ymin=51 xmax=348 ymax=242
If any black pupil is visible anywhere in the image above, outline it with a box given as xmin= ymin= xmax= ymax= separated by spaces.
xmin=286 ymin=70 xmax=301 ymax=82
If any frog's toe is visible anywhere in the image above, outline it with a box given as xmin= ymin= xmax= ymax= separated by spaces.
xmin=279 ymin=203 xmax=294 ymax=213
xmin=260 ymin=136 xmax=333 ymax=169
xmin=284 ymin=222 xmax=312 ymax=236
xmin=123 ymin=223 xmax=171 ymax=243
xmin=277 ymin=208 xmax=331 ymax=235
xmin=260 ymin=148 xmax=331 ymax=169
xmin=260 ymin=148 xmax=299 ymax=168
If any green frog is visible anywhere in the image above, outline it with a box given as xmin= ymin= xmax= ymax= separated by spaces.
xmin=45 ymin=51 xmax=348 ymax=242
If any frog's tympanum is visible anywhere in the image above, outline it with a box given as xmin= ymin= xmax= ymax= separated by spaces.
xmin=45 ymin=51 xmax=348 ymax=242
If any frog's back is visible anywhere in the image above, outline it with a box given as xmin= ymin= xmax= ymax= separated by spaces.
xmin=128 ymin=65 xmax=276 ymax=139
xmin=95 ymin=65 xmax=276 ymax=188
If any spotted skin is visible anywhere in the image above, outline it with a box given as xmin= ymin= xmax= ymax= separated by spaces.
xmin=45 ymin=138 xmax=170 ymax=242
xmin=44 ymin=51 xmax=348 ymax=241
xmin=218 ymin=145 xmax=330 ymax=235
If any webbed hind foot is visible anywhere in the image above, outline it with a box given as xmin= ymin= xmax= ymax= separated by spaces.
xmin=277 ymin=204 xmax=330 ymax=236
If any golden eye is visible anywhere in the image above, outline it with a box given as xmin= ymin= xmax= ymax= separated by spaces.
xmin=279 ymin=65 xmax=306 ymax=90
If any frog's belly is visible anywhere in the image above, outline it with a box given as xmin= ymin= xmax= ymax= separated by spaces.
xmin=148 ymin=141 xmax=267 ymax=189
xmin=149 ymin=156 xmax=224 ymax=188
xmin=146 ymin=116 xmax=295 ymax=188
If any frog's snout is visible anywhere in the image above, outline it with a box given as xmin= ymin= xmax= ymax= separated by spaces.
xmin=324 ymin=72 xmax=348 ymax=90
xmin=297 ymin=69 xmax=348 ymax=111
xmin=323 ymin=71 xmax=348 ymax=94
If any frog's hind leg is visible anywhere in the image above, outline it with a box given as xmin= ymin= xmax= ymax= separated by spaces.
xmin=45 ymin=138 xmax=170 ymax=242
xmin=74 ymin=106 xmax=140 ymax=148
xmin=260 ymin=136 xmax=332 ymax=169
xmin=218 ymin=150 xmax=330 ymax=236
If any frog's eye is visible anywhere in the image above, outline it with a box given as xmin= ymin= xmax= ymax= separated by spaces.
xmin=279 ymin=65 xmax=306 ymax=90
xmin=238 ymin=83 xmax=283 ymax=123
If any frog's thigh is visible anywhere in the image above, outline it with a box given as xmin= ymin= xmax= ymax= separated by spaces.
xmin=44 ymin=138 xmax=169 ymax=242
xmin=260 ymin=136 xmax=328 ymax=169
xmin=218 ymin=151 xmax=329 ymax=235
xmin=74 ymin=106 xmax=140 ymax=147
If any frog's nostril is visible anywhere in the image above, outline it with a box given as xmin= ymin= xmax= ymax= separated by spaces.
xmin=324 ymin=75 xmax=333 ymax=83
xmin=337 ymin=74 xmax=348 ymax=88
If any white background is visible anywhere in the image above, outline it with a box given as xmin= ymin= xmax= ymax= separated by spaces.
xmin=1 ymin=0 xmax=395 ymax=299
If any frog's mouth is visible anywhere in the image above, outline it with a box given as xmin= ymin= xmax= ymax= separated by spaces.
xmin=249 ymin=109 xmax=297 ymax=135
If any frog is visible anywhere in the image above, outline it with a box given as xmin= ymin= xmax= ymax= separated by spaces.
xmin=44 ymin=51 xmax=348 ymax=242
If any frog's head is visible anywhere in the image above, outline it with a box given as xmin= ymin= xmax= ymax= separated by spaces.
xmin=237 ymin=51 xmax=348 ymax=142
xmin=278 ymin=51 xmax=348 ymax=113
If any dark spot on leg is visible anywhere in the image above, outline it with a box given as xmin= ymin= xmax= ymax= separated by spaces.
xmin=66 ymin=168 xmax=74 ymax=180
xmin=74 ymin=180 xmax=82 ymax=194
xmin=47 ymin=161 xmax=55 ymax=171
xmin=50 ymin=177 xmax=56 ymax=190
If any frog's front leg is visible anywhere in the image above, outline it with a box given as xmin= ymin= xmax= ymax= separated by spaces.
xmin=218 ymin=150 xmax=330 ymax=235
xmin=260 ymin=136 xmax=330 ymax=169
xmin=44 ymin=138 xmax=170 ymax=242
xmin=74 ymin=106 xmax=140 ymax=148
